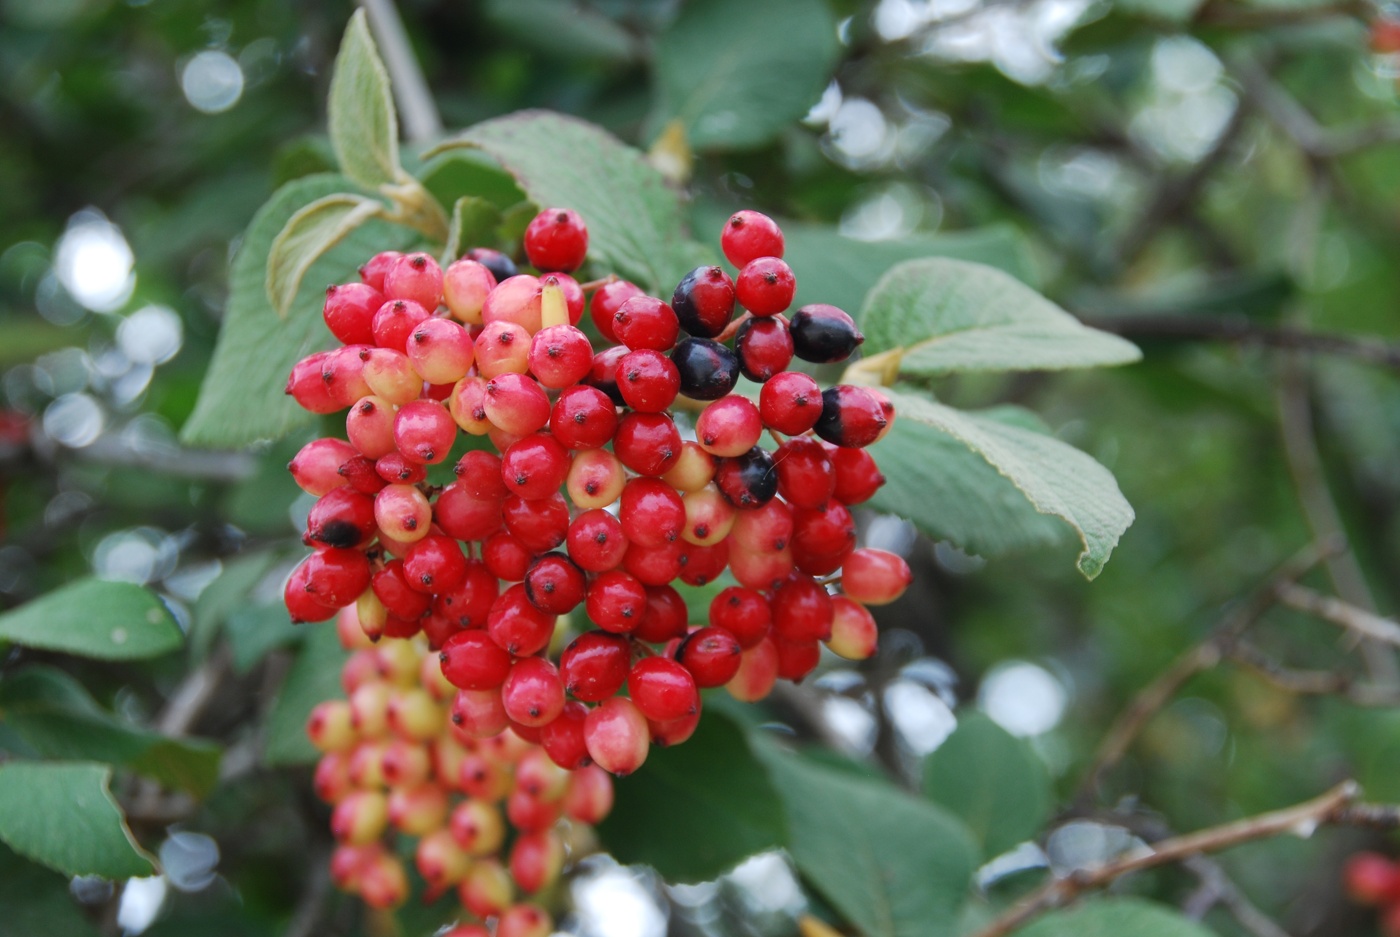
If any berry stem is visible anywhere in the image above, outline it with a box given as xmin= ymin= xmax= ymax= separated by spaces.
xmin=715 ymin=310 xmax=753 ymax=345
xmin=579 ymin=274 xmax=619 ymax=293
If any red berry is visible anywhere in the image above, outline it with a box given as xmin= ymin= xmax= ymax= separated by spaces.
xmin=831 ymin=445 xmax=885 ymax=504
xmin=842 ymin=548 xmax=912 ymax=605
xmin=487 ymin=583 xmax=557 ymax=656
xmin=773 ymin=634 xmax=821 ymax=682
xmin=675 ymin=626 xmax=744 ymax=687
xmin=722 ymin=210 xmax=785 ymax=268
xmin=307 ymin=487 xmax=376 ymax=549
xmin=584 ymin=697 xmax=650 ymax=775
xmin=734 ymin=315 xmax=794 ymax=382
xmin=501 ymin=432 xmax=570 ymax=501
xmin=677 ymin=539 xmax=729 ymax=586
xmin=549 ymin=385 xmax=618 ymax=450
xmin=613 ymin=412 xmax=682 ymax=477
xmin=585 ymin=344 xmax=628 ymax=405
xmin=613 ymin=296 xmax=680 ymax=351
xmin=619 ymin=477 xmax=685 ymax=548
xmin=727 ymin=635 xmax=780 ymax=702
xmin=708 ymin=586 xmax=772 ymax=649
xmin=434 ymin=483 xmax=504 ymax=542
xmin=634 ymin=584 xmax=688 ymax=643
xmin=433 ymin=561 xmax=500 ymax=628
xmin=589 ymin=279 xmax=643 ymax=343
xmin=324 ymin=282 xmax=385 ymax=345
xmin=523 ymin=552 xmax=586 ymax=614
xmin=814 ymin=385 xmax=888 ymax=449
xmin=290 ymin=437 xmax=357 ymax=496
xmin=372 ymin=559 xmax=432 ymax=619
xmin=482 ymin=530 xmax=533 ymax=581
xmin=285 ymin=562 xmax=338 ymax=623
xmin=393 ymin=399 xmax=456 ymax=464
xmin=622 ymin=537 xmax=684 ymax=586
xmin=402 ymin=535 xmax=468 ymax=593
xmin=672 ymin=265 xmax=736 ymax=338
xmin=443 ymin=258 xmax=497 ymax=324
xmin=539 ymin=700 xmax=592 ymax=770
xmin=359 ymin=250 xmax=403 ymax=292
xmin=696 ymin=395 xmax=764 ymax=458
xmin=440 ymin=631 xmax=513 ymax=691
xmin=483 ymin=373 xmax=551 ymax=436
xmin=372 ymin=299 xmax=432 ymax=353
xmin=474 ymin=320 xmax=532 ymax=377
xmin=771 ymin=576 xmax=834 ymax=642
xmin=286 ymin=351 xmax=341 ymax=414
xmin=527 ymin=324 xmax=593 ymax=388
xmin=566 ymin=508 xmax=629 ymax=572
xmin=383 ymin=252 xmax=444 ymax=310
xmin=617 ymin=348 xmax=681 ymax=413
xmin=560 ymin=630 xmax=632 ymax=702
xmin=1345 ymin=852 xmax=1400 ymax=904
xmin=524 ymin=208 xmax=588 ymax=273
xmin=585 ymin=570 xmax=649 ymax=633
xmin=735 ymin=257 xmax=796 ymax=316
xmin=827 ymin=596 xmax=878 ymax=660
xmin=759 ymin=371 xmax=822 ymax=435
xmin=501 ymin=492 xmax=569 ymax=552
xmin=501 ymin=657 xmax=566 ymax=728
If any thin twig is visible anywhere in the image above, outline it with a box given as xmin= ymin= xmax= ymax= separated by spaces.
xmin=1277 ymin=583 xmax=1400 ymax=648
xmin=1227 ymin=641 xmax=1400 ymax=706
xmin=1081 ymin=315 xmax=1400 ymax=371
xmin=972 ymin=782 xmax=1363 ymax=937
xmin=355 ymin=0 xmax=442 ymax=144
xmin=1234 ymin=57 xmax=1400 ymax=160
xmin=1078 ymin=540 xmax=1337 ymax=799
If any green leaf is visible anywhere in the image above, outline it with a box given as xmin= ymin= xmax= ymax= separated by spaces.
xmin=884 ymin=389 xmax=1134 ymax=578
xmin=0 ymin=668 xmax=221 ymax=798
xmin=1017 ymin=898 xmax=1218 ymax=937
xmin=327 ymin=9 xmax=401 ymax=190
xmin=774 ymin=220 xmax=1040 ymax=317
xmin=428 ymin=111 xmax=708 ymax=293
xmin=226 ymin=603 xmax=301 ymax=674
xmin=0 ymin=578 xmax=181 ymax=660
xmin=867 ymin=406 xmax=1074 ymax=558
xmin=0 ymin=762 xmax=155 ymax=878
xmin=443 ymin=196 xmax=504 ymax=266
xmin=263 ymin=621 xmax=350 ymax=766
xmin=189 ymin=551 xmax=278 ymax=662
xmin=266 ymin=193 xmax=383 ymax=318
xmin=181 ymin=174 xmax=418 ymax=447
xmin=757 ymin=744 xmax=979 ymax=937
xmin=483 ymin=0 xmax=639 ymax=62
xmin=0 ymin=846 xmax=101 ymax=937
xmin=652 ymin=0 xmax=840 ymax=150
xmin=860 ymin=258 xmax=1141 ymax=375
xmin=923 ymin=712 xmax=1052 ymax=859
xmin=598 ymin=711 xmax=786 ymax=882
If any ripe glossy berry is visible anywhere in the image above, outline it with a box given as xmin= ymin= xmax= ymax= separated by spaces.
xmin=827 ymin=596 xmax=878 ymax=660
xmin=487 ymin=584 xmax=556 ymax=656
xmin=483 ymin=274 xmax=545 ymax=333
xmin=617 ymin=348 xmax=681 ymax=413
xmin=527 ymin=324 xmax=593 ymax=388
xmin=473 ymin=321 xmax=532 ymax=377
xmin=841 ymin=548 xmax=913 ymax=605
xmin=524 ymin=552 xmax=586 ymax=614
xmin=375 ymin=451 xmax=427 ymax=485
xmin=482 ymin=531 xmax=532 ymax=581
xmin=662 ymin=441 xmax=717 ymax=492
xmin=589 ymin=279 xmax=642 ymax=343
xmin=622 ymin=538 xmax=684 ymax=586
xmin=340 ymin=455 xmax=387 ymax=494
xmin=708 ymin=586 xmax=771 ymax=649
xmin=501 ymin=658 xmax=566 ymax=728
xmin=680 ymin=487 xmax=736 ymax=546
xmin=434 ymin=483 xmax=503 ymax=542
xmin=793 ymin=501 xmax=856 ymax=562
xmin=501 ymin=433 xmax=570 ymax=500
xmin=774 ymin=437 xmax=836 ymax=509
xmin=449 ymin=377 xmax=492 ymax=435
xmin=324 ymin=282 xmax=385 ymax=345
xmin=734 ymin=315 xmax=794 ymax=382
xmin=771 ymin=576 xmax=834 ymax=642
xmin=585 ymin=344 xmax=628 ymax=405
xmin=566 ymin=509 xmax=629 ymax=572
xmin=434 ymin=561 xmax=499 ymax=628
xmin=383 ymin=252 xmax=444 ymax=310
xmin=619 ymin=477 xmax=685 ymax=547
xmin=672 ymin=266 xmax=736 ymax=338
xmin=735 ymin=257 xmax=796 ymax=316
xmin=372 ymin=299 xmax=432 ymax=353
xmin=696 ymin=395 xmax=764 ymax=458
xmin=722 ymin=210 xmax=785 ymax=268
xmin=372 ymin=559 xmax=432 ymax=619
xmin=345 ymin=395 xmax=396 ymax=459
xmin=393 ymin=399 xmax=456 ymax=464
xmin=714 ymin=446 xmax=778 ymax=510
xmin=832 ymin=446 xmax=885 ymax=504
xmin=524 ymin=208 xmax=588 ymax=272
xmin=443 ymin=258 xmax=497 ymax=324
xmin=501 ymin=492 xmax=569 ymax=553
xmin=560 ymin=630 xmax=631 ymax=702
xmin=564 ymin=765 xmax=615 ymax=824
xmin=814 ymin=385 xmax=888 ymax=449
xmin=773 ymin=635 xmax=821 ymax=682
xmin=361 ymin=348 xmax=421 ymax=405
xmin=550 ymin=385 xmax=618 ymax=450
xmin=290 ymin=437 xmax=357 ymax=496
xmin=584 ymin=697 xmax=650 ymax=775
xmin=374 ymin=483 xmax=432 ymax=543
xmin=498 ymin=904 xmax=554 ymax=937
xmin=285 ymin=566 xmax=337 ymax=623
xmin=585 ymin=570 xmax=649 ymax=632
xmin=450 ymin=687 xmax=510 ymax=739
xmin=758 ymin=370 xmax=822 ymax=434
xmin=540 ymin=701 xmax=591 ymax=770
xmin=634 ymin=583 xmax=688 ymax=644
xmin=566 ymin=448 xmax=627 ymax=509
xmin=403 ymin=535 xmax=468 ymax=593
xmin=727 ymin=636 xmax=780 ymax=702
xmin=465 ymin=247 xmax=518 ymax=283
xmin=287 ymin=352 xmax=341 ymax=413
xmin=790 ymin=304 xmax=864 ymax=363
xmin=320 ymin=345 xmax=373 ymax=408
xmin=483 ymin=373 xmax=551 ymax=436
xmin=671 ymin=337 xmax=740 ymax=401
xmin=613 ymin=296 xmax=680 ymax=351
xmin=302 ymin=548 xmax=372 ymax=607
xmin=613 ymin=412 xmax=682 ymax=477
xmin=677 ymin=539 xmax=729 ymax=587
xmin=359 ymin=250 xmax=403 ymax=291
xmin=454 ymin=450 xmax=507 ymax=499
xmin=407 ymin=317 xmax=474 ymax=385
xmin=307 ymin=487 xmax=376 ymax=549
xmin=627 ymin=657 xmax=699 ymax=721
xmin=676 ymin=626 xmax=744 ymax=687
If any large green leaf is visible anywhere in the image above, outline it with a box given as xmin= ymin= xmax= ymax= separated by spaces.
xmin=263 ymin=621 xmax=350 ymax=766
xmin=484 ymin=0 xmax=639 ymax=62
xmin=598 ymin=711 xmax=786 ymax=882
xmin=0 ymin=762 xmax=154 ymax=878
xmin=1018 ymin=898 xmax=1218 ymax=937
xmin=867 ymin=405 xmax=1074 ymax=558
xmin=428 ymin=111 xmax=707 ymax=293
xmin=266 ymin=192 xmax=383 ymax=318
xmin=327 ymin=9 xmax=401 ymax=191
xmin=181 ymin=174 xmax=417 ymax=447
xmin=652 ymin=0 xmax=839 ymax=150
xmin=189 ymin=551 xmax=279 ymax=661
xmin=776 ymin=220 xmax=1039 ymax=316
xmin=860 ymin=258 xmax=1141 ymax=375
xmin=0 ymin=578 xmax=181 ymax=660
xmin=0 ymin=668 xmax=221 ymax=797
xmin=923 ymin=712 xmax=1052 ymax=859
xmin=757 ymin=744 xmax=978 ymax=937
xmin=226 ymin=603 xmax=301 ymax=674
xmin=883 ymin=389 xmax=1134 ymax=578
xmin=0 ymin=846 xmax=101 ymax=937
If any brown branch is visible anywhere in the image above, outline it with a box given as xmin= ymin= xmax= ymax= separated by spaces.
xmin=1227 ymin=641 xmax=1400 ymax=706
xmin=972 ymin=782 xmax=1363 ymax=937
xmin=1081 ymin=315 xmax=1400 ymax=371
xmin=355 ymin=0 xmax=442 ymax=144
xmin=1277 ymin=583 xmax=1400 ymax=647
xmin=1077 ymin=540 xmax=1337 ymax=800
xmin=1234 ymin=56 xmax=1400 ymax=160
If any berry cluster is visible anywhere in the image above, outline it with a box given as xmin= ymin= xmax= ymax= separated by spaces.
xmin=308 ymin=609 xmax=591 ymax=933
xmin=1345 ymin=851 xmax=1400 ymax=935
xmin=284 ymin=206 xmax=911 ymax=918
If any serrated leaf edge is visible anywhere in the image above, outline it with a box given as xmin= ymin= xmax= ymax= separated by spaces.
xmin=265 ymin=194 xmax=384 ymax=318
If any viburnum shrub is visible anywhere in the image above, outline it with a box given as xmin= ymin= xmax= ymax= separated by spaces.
xmin=285 ymin=207 xmax=912 ymax=917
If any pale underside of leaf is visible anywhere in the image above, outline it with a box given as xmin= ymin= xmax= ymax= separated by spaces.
xmin=886 ymin=389 xmax=1134 ymax=578
xmin=266 ymin=194 xmax=383 ymax=318
xmin=327 ymin=9 xmax=402 ymax=191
